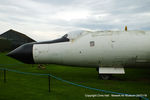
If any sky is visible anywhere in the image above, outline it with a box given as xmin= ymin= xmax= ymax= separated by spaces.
xmin=0 ymin=0 xmax=150 ymax=41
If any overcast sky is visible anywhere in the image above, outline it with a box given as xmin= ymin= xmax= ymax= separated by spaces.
xmin=0 ymin=0 xmax=150 ymax=41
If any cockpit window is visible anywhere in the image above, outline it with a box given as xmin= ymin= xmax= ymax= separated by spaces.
xmin=63 ymin=34 xmax=68 ymax=38
xmin=66 ymin=30 xmax=84 ymax=40
xmin=34 ymin=30 xmax=85 ymax=44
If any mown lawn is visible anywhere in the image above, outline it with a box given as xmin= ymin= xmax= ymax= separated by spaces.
xmin=0 ymin=52 xmax=150 ymax=100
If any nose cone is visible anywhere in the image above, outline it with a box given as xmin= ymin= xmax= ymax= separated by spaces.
xmin=7 ymin=43 xmax=34 ymax=64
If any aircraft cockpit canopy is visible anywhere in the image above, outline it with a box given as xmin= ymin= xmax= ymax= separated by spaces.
xmin=63 ymin=30 xmax=84 ymax=40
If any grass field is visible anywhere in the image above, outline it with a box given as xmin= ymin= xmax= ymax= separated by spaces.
xmin=0 ymin=52 xmax=150 ymax=100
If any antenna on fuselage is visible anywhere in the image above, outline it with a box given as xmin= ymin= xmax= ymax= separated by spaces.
xmin=125 ymin=26 xmax=127 ymax=31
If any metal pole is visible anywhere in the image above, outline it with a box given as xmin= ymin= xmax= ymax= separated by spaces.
xmin=139 ymin=97 xmax=142 ymax=100
xmin=48 ymin=74 xmax=50 ymax=92
xmin=0 ymin=70 xmax=1 ymax=83
xmin=4 ymin=69 xmax=6 ymax=83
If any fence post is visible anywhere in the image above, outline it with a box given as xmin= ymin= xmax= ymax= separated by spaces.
xmin=48 ymin=74 xmax=50 ymax=92
xmin=0 ymin=69 xmax=1 ymax=82
xmin=4 ymin=69 xmax=6 ymax=83
xmin=139 ymin=97 xmax=142 ymax=100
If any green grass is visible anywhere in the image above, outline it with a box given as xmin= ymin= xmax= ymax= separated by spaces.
xmin=0 ymin=52 xmax=150 ymax=100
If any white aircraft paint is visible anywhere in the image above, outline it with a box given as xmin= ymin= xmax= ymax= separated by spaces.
xmin=33 ymin=30 xmax=150 ymax=69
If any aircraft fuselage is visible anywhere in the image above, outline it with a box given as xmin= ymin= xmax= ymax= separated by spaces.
xmin=7 ymin=30 xmax=150 ymax=68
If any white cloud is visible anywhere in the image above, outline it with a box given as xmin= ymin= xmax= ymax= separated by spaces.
xmin=0 ymin=0 xmax=150 ymax=41
xmin=54 ymin=10 xmax=90 ymax=21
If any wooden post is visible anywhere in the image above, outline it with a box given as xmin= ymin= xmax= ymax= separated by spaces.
xmin=4 ymin=69 xmax=6 ymax=83
xmin=48 ymin=74 xmax=50 ymax=92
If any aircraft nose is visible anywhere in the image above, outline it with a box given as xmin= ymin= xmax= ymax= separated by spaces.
xmin=7 ymin=43 xmax=34 ymax=64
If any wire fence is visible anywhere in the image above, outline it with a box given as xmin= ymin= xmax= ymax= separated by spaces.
xmin=0 ymin=66 xmax=149 ymax=100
